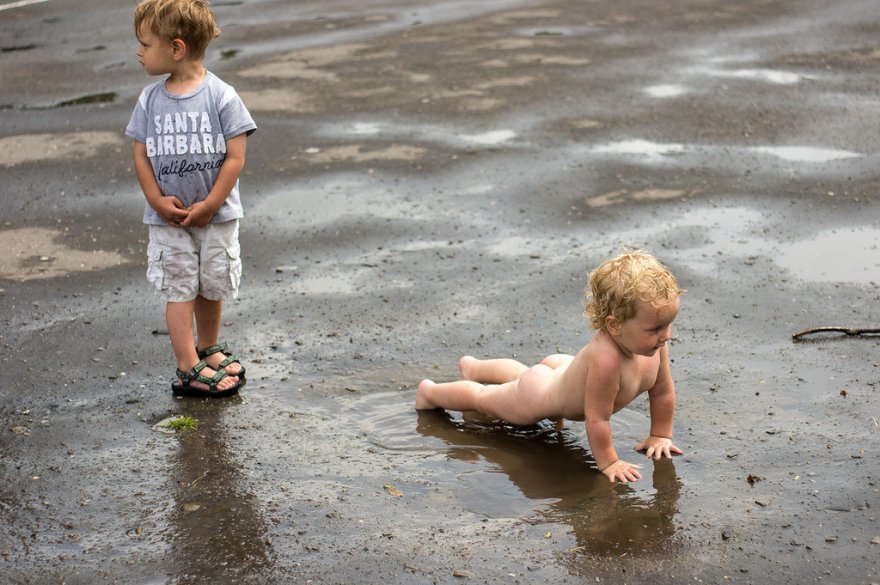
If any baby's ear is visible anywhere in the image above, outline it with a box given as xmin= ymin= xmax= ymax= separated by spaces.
xmin=604 ymin=315 xmax=620 ymax=335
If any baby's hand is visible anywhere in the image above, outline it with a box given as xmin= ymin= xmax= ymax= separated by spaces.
xmin=634 ymin=436 xmax=683 ymax=460
xmin=600 ymin=459 xmax=642 ymax=483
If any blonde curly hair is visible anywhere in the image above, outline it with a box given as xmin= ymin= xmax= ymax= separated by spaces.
xmin=584 ymin=250 xmax=682 ymax=330
xmin=135 ymin=0 xmax=220 ymax=60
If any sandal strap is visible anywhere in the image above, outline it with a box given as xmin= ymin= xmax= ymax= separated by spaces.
xmin=195 ymin=369 xmax=229 ymax=388
xmin=216 ymin=355 xmax=241 ymax=369
xmin=176 ymin=360 xmax=209 ymax=383
xmin=176 ymin=360 xmax=231 ymax=390
xmin=197 ymin=342 xmax=243 ymax=374
xmin=197 ymin=342 xmax=230 ymax=359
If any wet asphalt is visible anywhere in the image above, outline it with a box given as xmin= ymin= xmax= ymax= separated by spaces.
xmin=1 ymin=0 xmax=879 ymax=583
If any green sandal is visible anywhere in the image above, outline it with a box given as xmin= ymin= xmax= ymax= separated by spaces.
xmin=172 ymin=360 xmax=242 ymax=398
xmin=197 ymin=342 xmax=246 ymax=382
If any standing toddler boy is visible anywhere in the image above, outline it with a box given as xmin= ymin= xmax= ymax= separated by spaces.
xmin=126 ymin=0 xmax=257 ymax=397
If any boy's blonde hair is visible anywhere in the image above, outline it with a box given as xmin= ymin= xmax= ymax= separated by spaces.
xmin=584 ymin=250 xmax=682 ymax=330
xmin=134 ymin=0 xmax=220 ymax=60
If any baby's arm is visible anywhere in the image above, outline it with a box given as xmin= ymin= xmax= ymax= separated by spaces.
xmin=634 ymin=346 xmax=683 ymax=459
xmin=584 ymin=355 xmax=642 ymax=483
xmin=133 ymin=141 xmax=188 ymax=226
xmin=183 ymin=134 xmax=248 ymax=228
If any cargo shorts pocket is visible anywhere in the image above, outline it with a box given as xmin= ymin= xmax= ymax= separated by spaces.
xmin=201 ymin=240 xmax=242 ymax=300
xmin=146 ymin=241 xmax=166 ymax=291
xmin=226 ymin=241 xmax=242 ymax=291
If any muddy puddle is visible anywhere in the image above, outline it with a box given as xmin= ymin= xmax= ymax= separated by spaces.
xmin=215 ymin=381 xmax=691 ymax=565
xmin=356 ymin=391 xmax=682 ymax=555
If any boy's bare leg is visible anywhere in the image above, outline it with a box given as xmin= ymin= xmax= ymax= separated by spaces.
xmin=459 ymin=356 xmax=528 ymax=383
xmin=193 ymin=295 xmax=222 ymax=349
xmin=167 ymin=300 xmax=199 ymax=371
xmin=167 ymin=300 xmax=238 ymax=391
xmin=193 ymin=296 xmax=243 ymax=376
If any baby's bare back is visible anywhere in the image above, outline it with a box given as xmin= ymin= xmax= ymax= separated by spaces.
xmin=547 ymin=335 xmax=661 ymax=421
xmin=548 ymin=349 xmax=591 ymax=421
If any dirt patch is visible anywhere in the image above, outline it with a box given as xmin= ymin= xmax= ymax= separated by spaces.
xmin=0 ymin=227 xmax=129 ymax=281
xmin=299 ymin=144 xmax=426 ymax=164
xmin=585 ymin=188 xmax=693 ymax=208
xmin=238 ymin=88 xmax=316 ymax=113
xmin=0 ymin=132 xmax=124 ymax=167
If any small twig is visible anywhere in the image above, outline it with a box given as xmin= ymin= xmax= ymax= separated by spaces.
xmin=190 ymin=471 xmax=209 ymax=486
xmin=792 ymin=326 xmax=880 ymax=341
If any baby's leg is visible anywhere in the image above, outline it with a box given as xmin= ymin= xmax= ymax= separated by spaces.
xmin=417 ymin=371 xmax=552 ymax=427
xmin=459 ymin=355 xmax=529 ymax=383
xmin=417 ymin=378 xmax=530 ymax=424
xmin=416 ymin=378 xmax=491 ymax=411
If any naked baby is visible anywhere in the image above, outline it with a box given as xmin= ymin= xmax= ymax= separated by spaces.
xmin=415 ymin=250 xmax=684 ymax=483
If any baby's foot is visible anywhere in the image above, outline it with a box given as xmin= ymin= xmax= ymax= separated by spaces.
xmin=415 ymin=379 xmax=436 ymax=409
xmin=459 ymin=355 xmax=478 ymax=380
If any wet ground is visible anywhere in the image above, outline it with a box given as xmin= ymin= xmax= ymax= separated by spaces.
xmin=1 ymin=0 xmax=879 ymax=583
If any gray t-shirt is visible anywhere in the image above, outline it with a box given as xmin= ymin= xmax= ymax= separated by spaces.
xmin=126 ymin=71 xmax=257 ymax=225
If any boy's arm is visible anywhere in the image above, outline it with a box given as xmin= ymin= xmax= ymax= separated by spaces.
xmin=584 ymin=354 xmax=642 ymax=483
xmin=183 ymin=133 xmax=248 ymax=228
xmin=133 ymin=141 xmax=188 ymax=226
xmin=634 ymin=345 xmax=684 ymax=459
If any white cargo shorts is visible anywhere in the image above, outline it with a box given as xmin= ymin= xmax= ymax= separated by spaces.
xmin=146 ymin=219 xmax=241 ymax=302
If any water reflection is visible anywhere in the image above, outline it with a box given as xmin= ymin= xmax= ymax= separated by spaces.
xmin=552 ymin=458 xmax=680 ymax=558
xmin=416 ymin=409 xmax=681 ymax=557
xmin=165 ymin=399 xmax=273 ymax=584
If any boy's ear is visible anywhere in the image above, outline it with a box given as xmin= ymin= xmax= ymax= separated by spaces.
xmin=170 ymin=38 xmax=186 ymax=60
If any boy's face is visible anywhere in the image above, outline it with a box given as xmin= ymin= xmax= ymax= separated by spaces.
xmin=136 ymin=20 xmax=175 ymax=76
xmin=608 ymin=297 xmax=680 ymax=357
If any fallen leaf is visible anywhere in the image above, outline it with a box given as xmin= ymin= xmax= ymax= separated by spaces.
xmin=383 ymin=484 xmax=403 ymax=497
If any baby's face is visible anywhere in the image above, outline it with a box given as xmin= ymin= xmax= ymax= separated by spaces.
xmin=614 ymin=297 xmax=680 ymax=357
